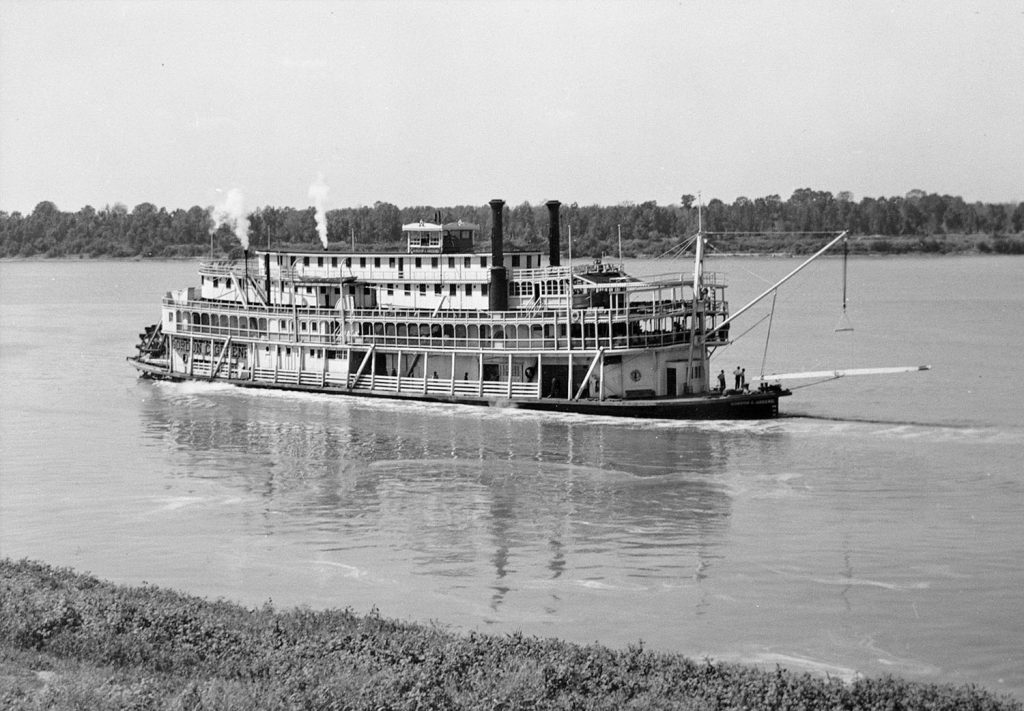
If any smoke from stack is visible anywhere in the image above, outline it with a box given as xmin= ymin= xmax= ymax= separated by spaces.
xmin=309 ymin=174 xmax=329 ymax=250
xmin=211 ymin=188 xmax=250 ymax=251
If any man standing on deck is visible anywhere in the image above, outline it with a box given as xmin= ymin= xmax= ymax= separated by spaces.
xmin=718 ymin=370 xmax=726 ymax=393
xmin=733 ymin=366 xmax=742 ymax=390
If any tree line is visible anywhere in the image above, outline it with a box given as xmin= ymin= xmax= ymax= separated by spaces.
xmin=2 ymin=189 xmax=1022 ymax=260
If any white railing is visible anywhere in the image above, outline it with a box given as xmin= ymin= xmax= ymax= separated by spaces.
xmin=249 ymin=367 xmax=541 ymax=399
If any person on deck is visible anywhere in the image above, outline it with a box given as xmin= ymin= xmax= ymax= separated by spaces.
xmin=718 ymin=370 xmax=726 ymax=393
xmin=733 ymin=366 xmax=742 ymax=390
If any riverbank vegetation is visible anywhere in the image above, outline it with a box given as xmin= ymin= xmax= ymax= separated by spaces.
xmin=1 ymin=189 xmax=1022 ymax=260
xmin=1 ymin=559 xmax=1019 ymax=710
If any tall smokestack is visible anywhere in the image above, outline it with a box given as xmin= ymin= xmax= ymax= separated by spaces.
xmin=546 ymin=200 xmax=561 ymax=267
xmin=488 ymin=198 xmax=508 ymax=311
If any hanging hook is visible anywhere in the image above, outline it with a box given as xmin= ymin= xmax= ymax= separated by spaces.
xmin=835 ymin=235 xmax=854 ymax=332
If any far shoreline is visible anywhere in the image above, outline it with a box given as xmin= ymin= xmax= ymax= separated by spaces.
xmin=2 ymin=245 xmax=1022 ymax=263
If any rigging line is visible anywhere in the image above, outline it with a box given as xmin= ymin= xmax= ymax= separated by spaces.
xmin=704 ymin=241 xmax=776 ymax=286
xmin=702 ymin=230 xmax=848 ymax=236
xmin=842 ymin=235 xmax=848 ymax=311
xmin=655 ymin=233 xmax=699 ymax=260
xmin=787 ymin=376 xmax=844 ymax=390
xmin=759 ymin=290 xmax=778 ymax=379
xmin=728 ymin=311 xmax=772 ymax=344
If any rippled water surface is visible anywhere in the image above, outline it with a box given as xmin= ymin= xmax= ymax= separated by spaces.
xmin=1 ymin=256 xmax=1022 ymax=698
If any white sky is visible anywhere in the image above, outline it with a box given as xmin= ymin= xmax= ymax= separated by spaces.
xmin=1 ymin=0 xmax=1022 ymax=214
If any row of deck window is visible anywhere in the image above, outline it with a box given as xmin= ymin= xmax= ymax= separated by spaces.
xmin=172 ymin=307 xmax=727 ymax=350
xmin=204 ymin=275 xmax=564 ymax=298
xmin=290 ymin=254 xmax=541 ymax=269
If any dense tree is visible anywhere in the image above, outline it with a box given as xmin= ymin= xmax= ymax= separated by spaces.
xmin=2 ymin=191 xmax=1021 ymax=259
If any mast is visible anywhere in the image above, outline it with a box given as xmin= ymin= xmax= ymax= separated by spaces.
xmin=686 ymin=195 xmax=705 ymax=393
xmin=693 ymin=192 xmax=704 ymax=291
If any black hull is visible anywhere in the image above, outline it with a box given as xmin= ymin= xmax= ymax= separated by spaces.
xmin=128 ymin=357 xmax=788 ymax=420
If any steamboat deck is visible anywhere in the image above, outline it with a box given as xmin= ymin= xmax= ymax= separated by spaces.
xmin=130 ymin=199 xmax=792 ymax=419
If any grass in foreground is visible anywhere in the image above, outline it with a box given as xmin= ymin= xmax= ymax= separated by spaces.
xmin=1 ymin=558 xmax=1019 ymax=710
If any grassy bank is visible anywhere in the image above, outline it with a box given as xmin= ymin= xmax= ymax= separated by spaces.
xmin=1 ymin=559 xmax=1018 ymax=710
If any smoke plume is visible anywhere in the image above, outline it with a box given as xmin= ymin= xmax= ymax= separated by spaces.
xmin=309 ymin=174 xmax=329 ymax=249
xmin=211 ymin=188 xmax=250 ymax=251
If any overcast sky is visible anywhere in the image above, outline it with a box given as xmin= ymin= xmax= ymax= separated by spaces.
xmin=1 ymin=0 xmax=1022 ymax=214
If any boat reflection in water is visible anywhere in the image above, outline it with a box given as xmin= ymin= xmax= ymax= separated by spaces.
xmin=136 ymin=380 xmax=784 ymax=621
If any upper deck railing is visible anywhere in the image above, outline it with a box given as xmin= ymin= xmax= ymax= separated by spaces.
xmin=163 ymin=294 xmax=730 ymax=353
xmin=197 ymin=258 xmax=725 ymax=292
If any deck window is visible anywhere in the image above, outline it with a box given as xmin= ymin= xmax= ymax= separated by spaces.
xmin=464 ymin=257 xmax=471 ymax=268
xmin=480 ymin=256 xmax=488 ymax=268
xmin=511 ymin=255 xmax=520 ymax=267
xmin=450 ymin=284 xmax=457 ymax=296
xmin=448 ymin=257 xmax=456 ymax=268
xmin=374 ymin=257 xmax=381 ymax=268
xmin=481 ymin=284 xmax=489 ymax=296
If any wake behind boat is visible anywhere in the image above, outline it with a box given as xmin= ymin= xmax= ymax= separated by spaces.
xmin=127 ymin=199 xmax=915 ymax=419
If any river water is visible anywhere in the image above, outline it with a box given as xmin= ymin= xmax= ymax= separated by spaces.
xmin=1 ymin=256 xmax=1021 ymax=698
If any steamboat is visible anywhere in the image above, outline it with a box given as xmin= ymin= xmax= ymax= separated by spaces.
xmin=129 ymin=199 xmax=847 ymax=419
